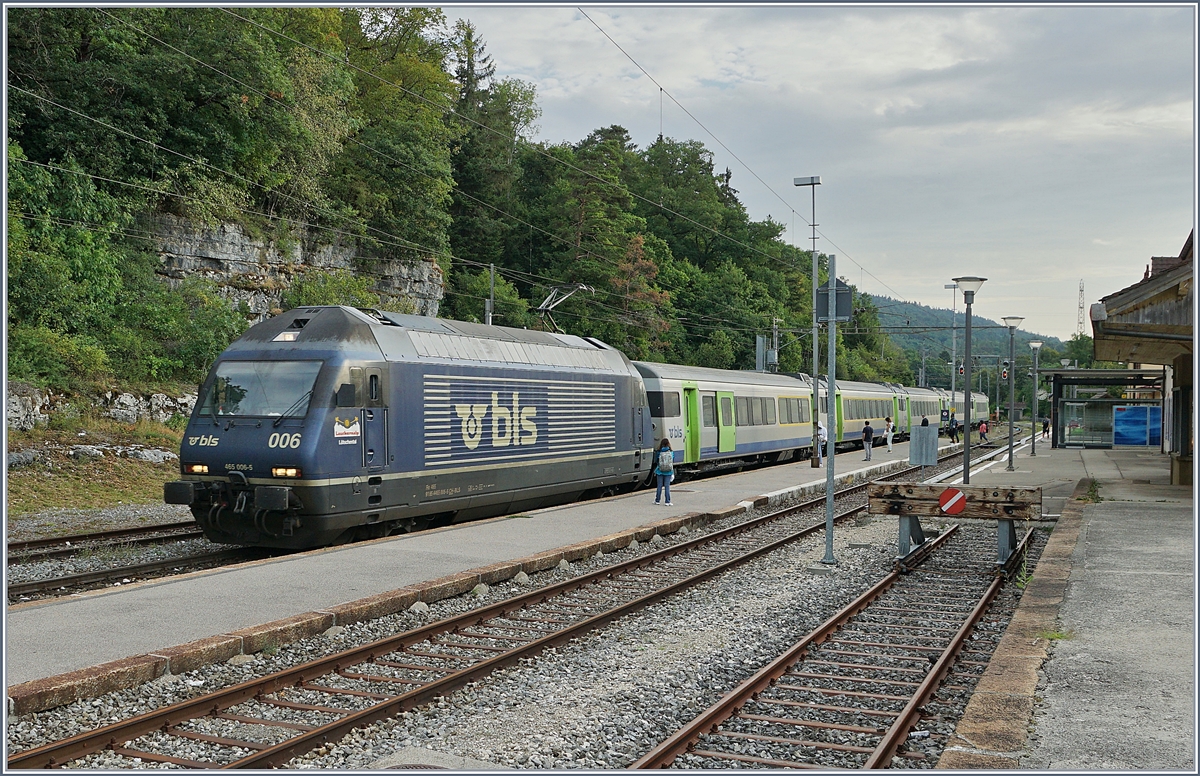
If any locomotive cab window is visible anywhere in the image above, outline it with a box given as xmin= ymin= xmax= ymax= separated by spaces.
xmin=649 ymin=391 xmax=681 ymax=418
xmin=202 ymin=360 xmax=322 ymax=418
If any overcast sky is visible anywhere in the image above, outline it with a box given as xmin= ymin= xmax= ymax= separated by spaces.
xmin=444 ymin=4 xmax=1196 ymax=343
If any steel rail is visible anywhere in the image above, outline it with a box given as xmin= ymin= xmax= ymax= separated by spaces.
xmin=630 ymin=525 xmax=960 ymax=769
xmin=7 ymin=549 xmax=256 ymax=599
xmin=8 ymin=484 xmax=885 ymax=768
xmin=7 ymin=521 xmax=202 ymax=557
xmin=634 ymin=525 xmax=1036 ymax=770
xmin=864 ymin=526 xmax=1035 ymax=768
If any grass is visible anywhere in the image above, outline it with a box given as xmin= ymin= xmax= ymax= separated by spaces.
xmin=1079 ymin=478 xmax=1103 ymax=503
xmin=1036 ymin=628 xmax=1076 ymax=641
xmin=7 ymin=412 xmax=184 ymax=519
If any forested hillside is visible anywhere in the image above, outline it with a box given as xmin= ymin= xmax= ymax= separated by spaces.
xmin=8 ymin=7 xmax=913 ymax=395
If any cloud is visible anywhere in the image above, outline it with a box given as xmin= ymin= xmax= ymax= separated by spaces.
xmin=444 ymin=5 xmax=1194 ymax=341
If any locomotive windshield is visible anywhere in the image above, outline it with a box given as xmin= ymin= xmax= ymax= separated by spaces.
xmin=201 ymin=360 xmax=323 ymax=417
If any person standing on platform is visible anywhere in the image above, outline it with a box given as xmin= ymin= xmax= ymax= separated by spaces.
xmin=654 ymin=439 xmax=674 ymax=506
xmin=884 ymin=416 xmax=894 ymax=452
xmin=815 ymin=420 xmax=827 ymax=466
xmin=862 ymin=421 xmax=874 ymax=461
xmin=1043 ymin=418 xmax=1050 ymax=439
xmin=921 ymin=415 xmax=929 ymax=426
xmin=948 ymin=412 xmax=959 ymax=443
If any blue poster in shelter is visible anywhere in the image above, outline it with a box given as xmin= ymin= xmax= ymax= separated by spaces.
xmin=1113 ymin=405 xmax=1153 ymax=445
xmin=1148 ymin=406 xmax=1162 ymax=446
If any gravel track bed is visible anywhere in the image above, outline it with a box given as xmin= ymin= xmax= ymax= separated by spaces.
xmin=7 ymin=451 xmax=1008 ymax=768
xmin=7 ymin=539 xmax=239 ymax=590
xmin=6 ymin=503 xmax=195 ymax=544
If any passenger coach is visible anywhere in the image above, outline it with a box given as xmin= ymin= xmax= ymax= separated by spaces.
xmin=634 ymin=362 xmax=816 ymax=471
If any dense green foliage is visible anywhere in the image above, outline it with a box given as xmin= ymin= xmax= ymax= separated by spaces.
xmin=8 ymin=7 xmax=922 ymax=393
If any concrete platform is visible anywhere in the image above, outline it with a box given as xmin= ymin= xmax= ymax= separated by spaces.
xmin=937 ymin=446 xmax=1194 ymax=770
xmin=4 ymin=439 xmax=941 ymax=700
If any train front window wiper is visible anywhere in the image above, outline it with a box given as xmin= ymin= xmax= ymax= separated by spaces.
xmin=272 ymin=390 xmax=314 ymax=428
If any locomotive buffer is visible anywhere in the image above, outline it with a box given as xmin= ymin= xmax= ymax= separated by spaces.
xmin=867 ymin=483 xmax=1041 ymax=566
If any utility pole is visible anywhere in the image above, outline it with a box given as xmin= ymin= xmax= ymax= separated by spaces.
xmin=822 ymin=255 xmax=840 ymax=565
xmin=485 ymin=264 xmax=495 ymax=325
xmin=794 ymin=176 xmax=822 ymax=468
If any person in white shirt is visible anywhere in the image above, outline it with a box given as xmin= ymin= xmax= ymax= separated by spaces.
xmin=816 ymin=420 xmax=827 ymax=466
xmin=884 ymin=416 xmax=894 ymax=453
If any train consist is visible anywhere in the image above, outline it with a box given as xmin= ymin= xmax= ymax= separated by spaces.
xmin=165 ymin=306 xmax=986 ymax=549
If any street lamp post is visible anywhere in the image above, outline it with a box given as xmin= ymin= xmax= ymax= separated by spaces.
xmin=1029 ymin=340 xmax=1043 ymax=456
xmin=1002 ymin=316 xmax=1024 ymax=471
xmin=794 ymin=176 xmax=821 ymax=468
xmin=952 ymin=277 xmax=985 ymax=483
xmin=822 ymin=255 xmax=840 ymax=565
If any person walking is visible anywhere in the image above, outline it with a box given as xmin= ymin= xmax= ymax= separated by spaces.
xmin=948 ymin=412 xmax=959 ymax=443
xmin=653 ymin=439 xmax=674 ymax=506
xmin=862 ymin=420 xmax=874 ymax=461
xmin=815 ymin=420 xmax=827 ymax=466
xmin=1042 ymin=418 xmax=1050 ymax=439
xmin=884 ymin=416 xmax=894 ymax=452
xmin=921 ymin=415 xmax=929 ymax=426
xmin=978 ymin=419 xmax=989 ymax=443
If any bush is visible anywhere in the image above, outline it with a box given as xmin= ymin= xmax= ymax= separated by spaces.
xmin=7 ymin=325 xmax=111 ymax=390
xmin=280 ymin=269 xmax=381 ymax=310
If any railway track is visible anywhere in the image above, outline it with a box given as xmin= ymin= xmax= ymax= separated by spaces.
xmin=9 ymin=449 xmax=990 ymax=769
xmin=7 ymin=521 xmax=204 ymax=562
xmin=634 ymin=523 xmax=1034 ymax=769
xmin=6 ymin=548 xmax=263 ymax=600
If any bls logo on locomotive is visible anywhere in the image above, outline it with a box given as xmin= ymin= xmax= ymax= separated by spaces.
xmin=455 ymin=391 xmax=538 ymax=450
xmin=187 ymin=434 xmax=220 ymax=447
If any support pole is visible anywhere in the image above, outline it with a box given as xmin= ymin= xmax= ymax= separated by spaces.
xmin=822 ymin=255 xmax=838 ymax=565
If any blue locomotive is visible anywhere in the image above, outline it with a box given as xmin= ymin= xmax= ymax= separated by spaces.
xmin=165 ymin=306 xmax=987 ymax=549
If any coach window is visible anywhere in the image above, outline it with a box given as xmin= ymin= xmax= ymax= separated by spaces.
xmin=649 ymin=391 xmax=681 ymax=418
xmin=750 ymin=397 xmax=764 ymax=425
xmin=736 ymin=396 xmax=750 ymax=426
xmin=720 ymin=396 xmax=733 ymax=426
xmin=763 ymin=397 xmax=776 ymax=425
xmin=702 ymin=396 xmax=717 ymax=427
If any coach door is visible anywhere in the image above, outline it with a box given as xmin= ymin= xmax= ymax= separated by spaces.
xmin=699 ymin=391 xmax=719 ymax=458
xmin=362 ymin=367 xmax=387 ymax=473
xmin=716 ymin=391 xmax=736 ymax=453
xmin=682 ymin=382 xmax=702 ymax=463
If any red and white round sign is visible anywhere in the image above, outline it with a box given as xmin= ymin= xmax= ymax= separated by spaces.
xmin=939 ymin=487 xmax=966 ymax=515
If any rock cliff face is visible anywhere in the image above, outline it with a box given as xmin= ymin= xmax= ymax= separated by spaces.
xmin=149 ymin=214 xmax=444 ymax=321
xmin=6 ymin=385 xmax=197 ymax=431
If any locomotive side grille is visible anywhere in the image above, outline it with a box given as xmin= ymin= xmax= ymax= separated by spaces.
xmin=423 ymin=375 xmax=616 ymax=467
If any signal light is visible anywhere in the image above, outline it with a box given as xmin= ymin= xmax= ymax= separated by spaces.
xmin=1002 ymin=369 xmax=1009 ymax=379
xmin=958 ymin=365 xmax=964 ymax=376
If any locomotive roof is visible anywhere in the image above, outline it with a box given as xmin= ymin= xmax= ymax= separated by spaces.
xmin=237 ymin=306 xmax=630 ymax=373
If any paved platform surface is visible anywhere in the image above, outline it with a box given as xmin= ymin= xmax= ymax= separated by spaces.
xmin=4 ymin=438 xmax=937 ymax=687
xmin=937 ymin=445 xmax=1195 ymax=770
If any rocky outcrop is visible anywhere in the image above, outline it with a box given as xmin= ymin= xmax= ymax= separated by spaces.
xmin=5 ymin=387 xmax=197 ymax=431
xmin=149 ymin=214 xmax=443 ymax=321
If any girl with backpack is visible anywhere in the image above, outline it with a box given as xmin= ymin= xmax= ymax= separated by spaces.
xmin=654 ymin=439 xmax=674 ymax=506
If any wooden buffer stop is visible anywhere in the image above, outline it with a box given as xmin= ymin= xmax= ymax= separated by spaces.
xmin=867 ymin=483 xmax=1042 ymax=566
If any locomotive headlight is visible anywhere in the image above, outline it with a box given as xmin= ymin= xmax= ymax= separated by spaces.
xmin=272 ymin=467 xmax=302 ymax=478
xmin=184 ymin=463 xmax=209 ymax=474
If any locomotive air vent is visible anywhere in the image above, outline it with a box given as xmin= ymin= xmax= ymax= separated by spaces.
xmin=289 ymin=318 xmax=310 ymax=329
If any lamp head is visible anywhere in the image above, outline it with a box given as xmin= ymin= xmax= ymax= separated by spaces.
xmin=1002 ymin=316 xmax=1024 ymax=330
xmin=1029 ymin=339 xmax=1043 ymax=352
xmin=952 ymin=276 xmax=986 ymax=295
xmin=1061 ymin=358 xmax=1071 ymax=367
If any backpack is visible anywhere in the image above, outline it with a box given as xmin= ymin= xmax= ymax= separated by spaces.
xmin=656 ymin=449 xmax=674 ymax=474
